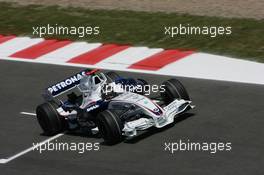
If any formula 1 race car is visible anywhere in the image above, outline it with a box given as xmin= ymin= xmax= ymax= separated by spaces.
xmin=36 ymin=69 xmax=194 ymax=144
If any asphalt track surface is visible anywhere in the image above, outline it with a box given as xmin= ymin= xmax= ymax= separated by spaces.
xmin=0 ymin=60 xmax=263 ymax=175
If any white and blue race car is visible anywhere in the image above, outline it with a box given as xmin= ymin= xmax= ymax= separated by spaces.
xmin=36 ymin=69 xmax=194 ymax=144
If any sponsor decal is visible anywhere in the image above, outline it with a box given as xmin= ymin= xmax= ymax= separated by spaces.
xmin=86 ymin=105 xmax=99 ymax=112
xmin=47 ymin=70 xmax=87 ymax=96
xmin=153 ymin=108 xmax=159 ymax=112
xmin=151 ymin=105 xmax=163 ymax=116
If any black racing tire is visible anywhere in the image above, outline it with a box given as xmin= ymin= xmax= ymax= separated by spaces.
xmin=97 ymin=110 xmax=124 ymax=145
xmin=137 ymin=79 xmax=148 ymax=86
xmin=106 ymin=71 xmax=120 ymax=83
xmin=160 ymin=79 xmax=190 ymax=104
xmin=36 ymin=101 xmax=66 ymax=136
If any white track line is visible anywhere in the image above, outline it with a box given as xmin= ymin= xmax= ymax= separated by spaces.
xmin=0 ymin=133 xmax=64 ymax=164
xmin=160 ymin=52 xmax=264 ymax=85
xmin=20 ymin=112 xmax=36 ymax=116
xmin=0 ymin=112 xmax=64 ymax=164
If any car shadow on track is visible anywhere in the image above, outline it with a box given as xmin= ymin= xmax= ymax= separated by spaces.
xmin=123 ymin=112 xmax=195 ymax=144
xmin=66 ymin=130 xmax=101 ymax=139
xmin=48 ymin=113 xmax=195 ymax=145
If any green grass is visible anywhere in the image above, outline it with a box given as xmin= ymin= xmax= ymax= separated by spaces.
xmin=0 ymin=2 xmax=263 ymax=62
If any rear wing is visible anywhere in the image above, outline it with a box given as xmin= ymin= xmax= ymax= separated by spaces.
xmin=43 ymin=69 xmax=99 ymax=100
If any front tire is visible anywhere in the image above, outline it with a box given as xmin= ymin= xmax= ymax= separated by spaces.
xmin=36 ymin=101 xmax=66 ymax=136
xmin=160 ymin=79 xmax=190 ymax=104
xmin=97 ymin=110 xmax=124 ymax=144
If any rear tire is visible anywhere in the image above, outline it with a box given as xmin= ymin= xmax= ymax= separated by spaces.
xmin=106 ymin=71 xmax=120 ymax=83
xmin=161 ymin=79 xmax=190 ymax=104
xmin=36 ymin=101 xmax=66 ymax=136
xmin=97 ymin=110 xmax=124 ymax=144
